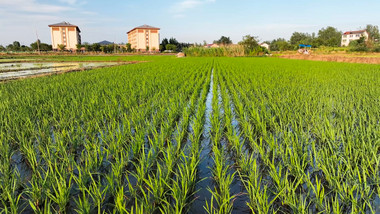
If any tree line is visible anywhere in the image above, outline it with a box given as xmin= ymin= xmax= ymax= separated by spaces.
xmin=268 ymin=24 xmax=380 ymax=51
xmin=0 ymin=40 xmax=52 ymax=52
xmin=160 ymin=38 xmax=191 ymax=52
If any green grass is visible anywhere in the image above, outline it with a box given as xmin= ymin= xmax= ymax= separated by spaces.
xmin=0 ymin=56 xmax=379 ymax=213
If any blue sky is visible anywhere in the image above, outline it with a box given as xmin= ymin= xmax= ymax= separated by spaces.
xmin=0 ymin=0 xmax=379 ymax=46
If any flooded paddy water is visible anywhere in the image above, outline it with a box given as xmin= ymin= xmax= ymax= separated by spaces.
xmin=0 ymin=61 xmax=124 ymax=81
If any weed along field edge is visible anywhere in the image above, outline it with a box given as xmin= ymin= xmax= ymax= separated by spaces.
xmin=0 ymin=56 xmax=379 ymax=213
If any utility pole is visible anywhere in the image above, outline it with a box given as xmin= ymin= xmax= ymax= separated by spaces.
xmin=35 ymin=30 xmax=41 ymax=55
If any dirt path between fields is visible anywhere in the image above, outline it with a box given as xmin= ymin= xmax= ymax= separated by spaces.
xmin=279 ymin=54 xmax=380 ymax=64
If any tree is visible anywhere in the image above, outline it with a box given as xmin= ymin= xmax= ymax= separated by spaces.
xmin=57 ymin=44 xmax=66 ymax=51
xmin=160 ymin=38 xmax=169 ymax=51
xmin=76 ymin=43 xmax=82 ymax=51
xmin=40 ymin=43 xmax=52 ymax=51
xmin=12 ymin=41 xmax=21 ymax=51
xmin=20 ymin=45 xmax=31 ymax=52
xmin=31 ymin=40 xmax=51 ymax=51
xmin=169 ymin=37 xmax=179 ymax=46
xmin=290 ymin=32 xmax=313 ymax=46
xmin=238 ymin=35 xmax=261 ymax=55
xmin=30 ymin=40 xmax=41 ymax=52
xmin=0 ymin=45 xmax=5 ymax=52
xmin=82 ymin=42 xmax=92 ymax=51
xmin=160 ymin=37 xmax=189 ymax=52
xmin=126 ymin=43 xmax=132 ymax=52
xmin=165 ymin=44 xmax=177 ymax=51
xmin=270 ymin=38 xmax=292 ymax=51
xmin=6 ymin=44 xmax=14 ymax=51
xmin=366 ymin=24 xmax=380 ymax=42
xmin=349 ymin=36 xmax=368 ymax=52
xmin=91 ymin=43 xmax=101 ymax=52
xmin=214 ymin=36 xmax=232 ymax=45
xmin=317 ymin=26 xmax=342 ymax=47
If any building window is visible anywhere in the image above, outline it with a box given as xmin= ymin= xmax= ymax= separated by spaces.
xmin=350 ymin=35 xmax=353 ymax=37
xmin=342 ymin=39 xmax=346 ymax=42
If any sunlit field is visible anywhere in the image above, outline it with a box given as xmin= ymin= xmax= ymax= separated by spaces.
xmin=0 ymin=56 xmax=379 ymax=213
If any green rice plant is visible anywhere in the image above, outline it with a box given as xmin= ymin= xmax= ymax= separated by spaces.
xmin=74 ymin=192 xmax=91 ymax=214
xmin=46 ymin=164 xmax=73 ymax=213
xmin=25 ymin=171 xmax=51 ymax=213
xmin=160 ymin=153 xmax=200 ymax=214
xmin=105 ymin=152 xmax=127 ymax=198
xmin=306 ymin=176 xmax=325 ymax=211
xmin=142 ymin=164 xmax=169 ymax=209
xmin=86 ymin=174 xmax=108 ymax=214
xmin=0 ymin=170 xmax=22 ymax=214
xmin=113 ymin=187 xmax=128 ymax=214
xmin=239 ymin=158 xmax=282 ymax=214
xmin=127 ymin=198 xmax=145 ymax=214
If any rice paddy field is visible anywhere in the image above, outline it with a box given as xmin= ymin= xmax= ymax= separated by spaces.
xmin=0 ymin=56 xmax=379 ymax=213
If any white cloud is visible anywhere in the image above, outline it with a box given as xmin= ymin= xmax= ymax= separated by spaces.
xmin=171 ymin=0 xmax=216 ymax=17
xmin=59 ymin=0 xmax=77 ymax=5
xmin=0 ymin=0 xmax=95 ymax=45
xmin=59 ymin=0 xmax=87 ymax=6
xmin=0 ymin=0 xmax=72 ymax=13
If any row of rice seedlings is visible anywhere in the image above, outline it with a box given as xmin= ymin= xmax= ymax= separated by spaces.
xmin=0 ymin=133 xmax=23 ymax=214
xmin=123 ymin=61 xmax=212 ymax=209
xmin=160 ymin=67 xmax=212 ymax=213
xmin=204 ymin=66 xmax=236 ymax=214
xmin=131 ymin=69 xmax=208 ymax=212
xmin=217 ymin=62 xmax=278 ymax=213
xmin=220 ymin=60 xmax=321 ymax=212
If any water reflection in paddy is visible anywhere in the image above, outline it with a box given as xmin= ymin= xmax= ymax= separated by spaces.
xmin=0 ymin=62 xmax=121 ymax=80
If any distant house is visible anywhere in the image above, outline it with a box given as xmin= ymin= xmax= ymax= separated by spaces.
xmin=260 ymin=43 xmax=270 ymax=50
xmin=127 ymin=25 xmax=160 ymax=52
xmin=48 ymin=21 xmax=81 ymax=51
xmin=341 ymin=30 xmax=369 ymax=47
xmin=204 ymin=44 xmax=220 ymax=48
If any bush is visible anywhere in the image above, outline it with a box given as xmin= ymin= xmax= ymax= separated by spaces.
xmin=372 ymin=46 xmax=380 ymax=52
xmin=184 ymin=46 xmax=251 ymax=57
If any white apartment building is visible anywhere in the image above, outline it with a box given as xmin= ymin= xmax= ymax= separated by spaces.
xmin=127 ymin=25 xmax=160 ymax=52
xmin=48 ymin=22 xmax=81 ymax=51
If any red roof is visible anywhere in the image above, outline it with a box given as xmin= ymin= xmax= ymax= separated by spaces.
xmin=127 ymin=24 xmax=160 ymax=34
xmin=343 ymin=30 xmax=367 ymax=35
xmin=48 ymin=21 xmax=81 ymax=32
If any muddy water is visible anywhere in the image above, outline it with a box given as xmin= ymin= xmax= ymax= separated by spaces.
xmin=0 ymin=62 xmax=121 ymax=80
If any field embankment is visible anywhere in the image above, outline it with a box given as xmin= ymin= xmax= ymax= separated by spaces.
xmin=279 ymin=53 xmax=380 ymax=64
